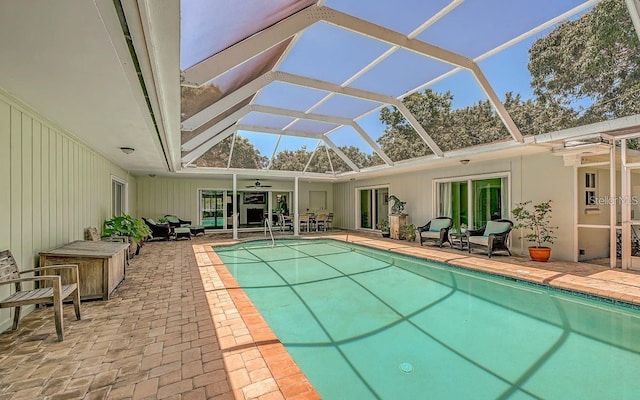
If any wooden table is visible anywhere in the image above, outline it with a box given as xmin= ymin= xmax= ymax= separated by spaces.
xmin=39 ymin=240 xmax=129 ymax=300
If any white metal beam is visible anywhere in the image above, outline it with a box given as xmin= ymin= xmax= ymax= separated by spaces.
xmin=625 ymin=0 xmax=640 ymax=44
xmin=350 ymin=123 xmax=394 ymax=166
xmin=182 ymin=73 xmax=274 ymax=131
xmin=323 ymin=136 xmax=360 ymax=172
xmin=251 ymin=104 xmax=352 ymax=126
xmin=393 ymin=102 xmax=444 ymax=156
xmin=469 ymin=64 xmax=524 ymax=143
xmin=181 ymin=124 xmax=236 ymax=166
xmin=182 ymin=105 xmax=252 ymax=151
xmin=323 ymin=8 xmax=473 ymax=69
xmin=236 ymin=124 xmax=322 ymax=139
xmin=275 ymin=72 xmax=443 ymax=155
xmin=182 ymin=5 xmax=318 ymax=86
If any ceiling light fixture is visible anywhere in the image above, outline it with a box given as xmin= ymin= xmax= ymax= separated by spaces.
xmin=120 ymin=147 xmax=135 ymax=155
xmin=460 ymin=159 xmax=470 ymax=165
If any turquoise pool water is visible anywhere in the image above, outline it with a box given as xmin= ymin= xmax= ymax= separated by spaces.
xmin=215 ymin=240 xmax=640 ymax=399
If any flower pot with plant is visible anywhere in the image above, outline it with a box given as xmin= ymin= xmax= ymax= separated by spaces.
xmin=377 ymin=219 xmax=390 ymax=238
xmin=511 ymin=200 xmax=557 ymax=262
xmin=103 ymin=214 xmax=152 ymax=258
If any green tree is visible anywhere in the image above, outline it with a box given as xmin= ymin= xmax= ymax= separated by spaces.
xmin=180 ymin=83 xmax=223 ymax=121
xmin=270 ymin=147 xmax=312 ymax=171
xmin=528 ymin=0 xmax=640 ymax=121
xmin=196 ymin=136 xmax=266 ymax=168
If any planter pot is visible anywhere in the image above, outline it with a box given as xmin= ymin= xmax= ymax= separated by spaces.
xmin=528 ymin=246 xmax=551 ymax=262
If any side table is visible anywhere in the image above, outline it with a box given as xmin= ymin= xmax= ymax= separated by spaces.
xmin=449 ymin=231 xmax=468 ymax=251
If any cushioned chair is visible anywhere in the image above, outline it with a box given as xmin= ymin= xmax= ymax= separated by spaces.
xmin=164 ymin=215 xmax=192 ymax=228
xmin=417 ymin=217 xmax=453 ymax=247
xmin=142 ymin=217 xmax=172 ymax=241
xmin=467 ymin=219 xmax=513 ymax=258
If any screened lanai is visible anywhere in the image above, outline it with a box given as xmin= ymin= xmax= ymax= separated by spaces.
xmin=179 ymin=0 xmax=640 ymax=180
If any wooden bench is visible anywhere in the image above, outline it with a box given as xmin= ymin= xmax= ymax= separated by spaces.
xmin=0 ymin=250 xmax=81 ymax=341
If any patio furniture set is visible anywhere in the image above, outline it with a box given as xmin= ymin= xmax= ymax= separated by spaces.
xmin=278 ymin=212 xmax=333 ymax=232
xmin=417 ymin=217 xmax=513 ymax=258
xmin=142 ymin=215 xmax=205 ymax=241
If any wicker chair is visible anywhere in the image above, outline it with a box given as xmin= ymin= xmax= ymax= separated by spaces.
xmin=467 ymin=219 xmax=513 ymax=258
xmin=417 ymin=217 xmax=453 ymax=247
xmin=142 ymin=217 xmax=172 ymax=241
xmin=164 ymin=215 xmax=192 ymax=228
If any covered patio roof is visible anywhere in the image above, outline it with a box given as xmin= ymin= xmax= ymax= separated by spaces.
xmin=1 ymin=0 xmax=639 ymax=180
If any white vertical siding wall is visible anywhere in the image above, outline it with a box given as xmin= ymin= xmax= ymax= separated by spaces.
xmin=333 ymin=153 xmax=575 ymax=261
xmin=0 ymin=90 xmax=135 ymax=332
xmin=137 ymin=177 xmax=334 ymax=223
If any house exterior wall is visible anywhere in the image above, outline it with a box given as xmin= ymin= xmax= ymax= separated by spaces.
xmin=136 ymin=177 xmax=333 ymax=224
xmin=333 ymin=152 xmax=576 ymax=261
xmin=0 ymin=90 xmax=135 ymax=332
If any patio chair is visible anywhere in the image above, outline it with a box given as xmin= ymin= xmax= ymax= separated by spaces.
xmin=467 ymin=219 xmax=513 ymax=258
xmin=300 ymin=214 xmax=312 ymax=232
xmin=417 ymin=217 xmax=453 ymax=247
xmin=142 ymin=217 xmax=172 ymax=241
xmin=164 ymin=215 xmax=192 ymax=228
xmin=315 ymin=213 xmax=328 ymax=231
xmin=0 ymin=250 xmax=81 ymax=341
xmin=326 ymin=213 xmax=334 ymax=230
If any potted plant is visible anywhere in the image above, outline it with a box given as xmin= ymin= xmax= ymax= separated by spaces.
xmin=102 ymin=214 xmax=152 ymax=257
xmin=400 ymin=224 xmax=417 ymax=242
xmin=377 ymin=219 xmax=390 ymax=238
xmin=511 ymin=200 xmax=557 ymax=262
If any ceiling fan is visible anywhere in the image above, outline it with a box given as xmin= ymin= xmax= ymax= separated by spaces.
xmin=245 ymin=179 xmax=272 ymax=189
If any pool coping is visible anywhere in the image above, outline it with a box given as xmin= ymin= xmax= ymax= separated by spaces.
xmin=194 ymin=234 xmax=640 ymax=399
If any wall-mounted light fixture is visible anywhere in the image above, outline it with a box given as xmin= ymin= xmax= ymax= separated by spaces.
xmin=120 ymin=147 xmax=135 ymax=155
xmin=460 ymin=159 xmax=470 ymax=165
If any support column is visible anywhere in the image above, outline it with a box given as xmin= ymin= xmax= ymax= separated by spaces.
xmin=622 ymin=140 xmax=631 ymax=269
xmin=610 ymin=140 xmax=617 ymax=268
xmin=233 ymin=174 xmax=238 ymax=240
xmin=294 ymin=177 xmax=299 ymax=236
xmin=573 ymin=164 xmax=579 ymax=262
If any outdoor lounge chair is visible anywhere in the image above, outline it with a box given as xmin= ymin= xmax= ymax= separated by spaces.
xmin=164 ymin=215 xmax=192 ymax=228
xmin=0 ymin=250 xmax=81 ymax=341
xmin=467 ymin=219 xmax=513 ymax=258
xmin=417 ymin=217 xmax=453 ymax=247
xmin=142 ymin=217 xmax=172 ymax=241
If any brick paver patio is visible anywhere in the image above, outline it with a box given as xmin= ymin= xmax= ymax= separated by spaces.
xmin=2 ymin=231 xmax=640 ymax=399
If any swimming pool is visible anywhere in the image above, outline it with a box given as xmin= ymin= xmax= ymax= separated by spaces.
xmin=215 ymin=239 xmax=640 ymax=399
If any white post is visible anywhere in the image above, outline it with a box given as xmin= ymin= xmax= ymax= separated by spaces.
xmin=294 ymin=177 xmax=300 ymax=236
xmin=573 ymin=164 xmax=579 ymax=262
xmin=610 ymin=140 xmax=617 ymax=268
xmin=622 ymin=140 xmax=631 ymax=269
xmin=233 ymin=174 xmax=238 ymax=240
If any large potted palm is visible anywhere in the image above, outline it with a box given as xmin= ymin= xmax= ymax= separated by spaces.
xmin=102 ymin=214 xmax=151 ymax=257
xmin=511 ymin=200 xmax=557 ymax=262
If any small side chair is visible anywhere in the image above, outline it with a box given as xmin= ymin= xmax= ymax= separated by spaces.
xmin=467 ymin=219 xmax=513 ymax=258
xmin=0 ymin=250 xmax=81 ymax=341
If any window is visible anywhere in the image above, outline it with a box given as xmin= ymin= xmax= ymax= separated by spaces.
xmin=357 ymin=186 xmax=389 ymax=230
xmin=111 ymin=176 xmax=127 ymax=217
xmin=585 ymin=172 xmax=597 ymax=207
xmin=436 ymin=175 xmax=508 ymax=230
xmin=200 ymin=190 xmax=225 ymax=229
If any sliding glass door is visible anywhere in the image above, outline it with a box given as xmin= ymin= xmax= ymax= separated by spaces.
xmin=200 ymin=190 xmax=225 ymax=229
xmin=358 ymin=187 xmax=389 ymax=230
xmin=437 ymin=176 xmax=508 ymax=230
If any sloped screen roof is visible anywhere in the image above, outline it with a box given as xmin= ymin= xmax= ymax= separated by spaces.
xmin=180 ymin=0 xmax=640 ymax=177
